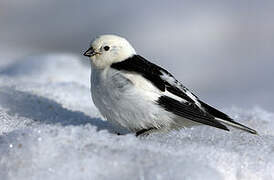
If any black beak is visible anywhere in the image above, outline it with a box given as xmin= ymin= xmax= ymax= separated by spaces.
xmin=83 ymin=47 xmax=96 ymax=57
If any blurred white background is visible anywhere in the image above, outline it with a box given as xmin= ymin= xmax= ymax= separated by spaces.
xmin=1 ymin=0 xmax=273 ymax=111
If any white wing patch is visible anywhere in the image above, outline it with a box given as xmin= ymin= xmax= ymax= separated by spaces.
xmin=123 ymin=72 xmax=159 ymax=93
xmin=121 ymin=69 xmax=203 ymax=109
xmin=123 ymin=71 xmax=187 ymax=103
xmin=122 ymin=72 xmax=161 ymax=101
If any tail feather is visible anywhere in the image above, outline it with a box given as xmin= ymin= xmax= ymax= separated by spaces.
xmin=199 ymin=100 xmax=257 ymax=134
xmin=215 ymin=118 xmax=257 ymax=134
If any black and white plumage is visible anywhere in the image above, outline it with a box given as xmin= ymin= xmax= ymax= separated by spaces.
xmin=84 ymin=34 xmax=257 ymax=136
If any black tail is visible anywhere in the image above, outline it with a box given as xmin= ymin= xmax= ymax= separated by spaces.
xmin=199 ymin=100 xmax=257 ymax=134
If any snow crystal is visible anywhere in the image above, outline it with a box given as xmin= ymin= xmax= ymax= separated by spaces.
xmin=0 ymin=54 xmax=274 ymax=180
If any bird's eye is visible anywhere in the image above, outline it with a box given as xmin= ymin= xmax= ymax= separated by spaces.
xmin=103 ymin=46 xmax=110 ymax=51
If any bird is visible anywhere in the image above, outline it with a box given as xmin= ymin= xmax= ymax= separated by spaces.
xmin=83 ymin=34 xmax=257 ymax=136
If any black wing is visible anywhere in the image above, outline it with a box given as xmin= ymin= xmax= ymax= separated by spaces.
xmin=158 ymin=96 xmax=229 ymax=131
xmin=111 ymin=55 xmax=229 ymax=131
xmin=111 ymin=55 xmax=195 ymax=103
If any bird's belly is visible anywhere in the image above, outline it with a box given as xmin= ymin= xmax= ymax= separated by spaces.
xmin=91 ymin=73 xmax=174 ymax=132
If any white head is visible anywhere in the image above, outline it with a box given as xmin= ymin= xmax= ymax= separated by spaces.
xmin=83 ymin=34 xmax=136 ymax=69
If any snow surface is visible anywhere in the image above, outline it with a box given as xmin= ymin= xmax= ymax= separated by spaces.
xmin=0 ymin=54 xmax=274 ymax=180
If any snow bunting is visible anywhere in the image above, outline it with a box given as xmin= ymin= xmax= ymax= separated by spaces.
xmin=84 ymin=34 xmax=257 ymax=136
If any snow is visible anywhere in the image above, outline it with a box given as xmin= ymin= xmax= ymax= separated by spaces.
xmin=0 ymin=54 xmax=274 ymax=180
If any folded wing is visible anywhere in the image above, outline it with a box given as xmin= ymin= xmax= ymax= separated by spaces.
xmin=111 ymin=55 xmax=257 ymax=134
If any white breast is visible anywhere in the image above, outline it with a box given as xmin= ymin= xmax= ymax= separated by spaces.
xmin=90 ymin=66 xmax=175 ymax=133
